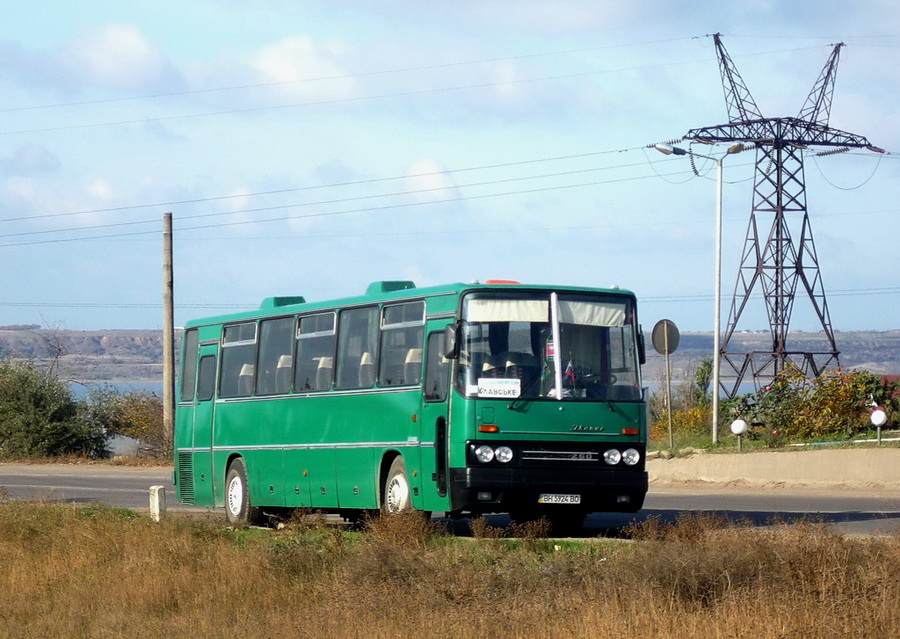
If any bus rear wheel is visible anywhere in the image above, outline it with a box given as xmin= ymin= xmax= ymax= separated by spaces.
xmin=225 ymin=458 xmax=263 ymax=526
xmin=382 ymin=456 xmax=412 ymax=514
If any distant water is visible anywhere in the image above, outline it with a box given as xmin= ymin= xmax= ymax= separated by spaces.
xmin=69 ymin=381 xmax=164 ymax=399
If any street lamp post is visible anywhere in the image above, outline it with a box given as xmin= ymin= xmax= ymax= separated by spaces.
xmin=654 ymin=142 xmax=746 ymax=444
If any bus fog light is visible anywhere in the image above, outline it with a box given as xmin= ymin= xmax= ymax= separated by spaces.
xmin=495 ymin=446 xmax=514 ymax=463
xmin=475 ymin=445 xmax=495 ymax=463
xmin=603 ymin=449 xmax=622 ymax=465
xmin=622 ymin=448 xmax=640 ymax=466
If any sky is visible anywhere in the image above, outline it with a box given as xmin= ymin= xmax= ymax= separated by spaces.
xmin=0 ymin=1 xmax=898 ymax=333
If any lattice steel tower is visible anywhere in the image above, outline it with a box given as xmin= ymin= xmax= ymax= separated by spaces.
xmin=681 ymin=34 xmax=883 ymax=396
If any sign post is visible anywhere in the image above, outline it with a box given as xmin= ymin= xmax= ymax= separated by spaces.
xmin=652 ymin=319 xmax=680 ymax=449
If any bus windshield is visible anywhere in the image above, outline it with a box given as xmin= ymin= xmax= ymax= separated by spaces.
xmin=457 ymin=291 xmax=641 ymax=401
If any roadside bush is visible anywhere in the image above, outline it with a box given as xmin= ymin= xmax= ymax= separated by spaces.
xmin=0 ymin=358 xmax=107 ymax=458
xmin=652 ymin=362 xmax=900 ymax=448
xmin=83 ymin=386 xmax=167 ymax=458
xmin=742 ymin=367 xmax=899 ymax=441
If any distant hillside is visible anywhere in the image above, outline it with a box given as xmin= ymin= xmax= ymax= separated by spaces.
xmin=0 ymin=328 xmax=169 ymax=382
xmin=642 ymin=330 xmax=900 ymax=386
xmin=0 ymin=327 xmax=897 ymax=385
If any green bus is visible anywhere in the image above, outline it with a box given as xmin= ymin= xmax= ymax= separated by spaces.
xmin=174 ymin=280 xmax=648 ymax=531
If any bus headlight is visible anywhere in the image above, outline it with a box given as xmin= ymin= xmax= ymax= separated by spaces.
xmin=495 ymin=446 xmax=514 ymax=463
xmin=622 ymin=448 xmax=641 ymax=466
xmin=475 ymin=445 xmax=495 ymax=463
xmin=603 ymin=449 xmax=622 ymax=465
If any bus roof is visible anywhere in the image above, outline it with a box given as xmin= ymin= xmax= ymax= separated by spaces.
xmin=183 ymin=280 xmax=637 ymax=329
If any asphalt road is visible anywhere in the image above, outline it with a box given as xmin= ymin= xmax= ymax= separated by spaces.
xmin=2 ymin=463 xmax=900 ymax=536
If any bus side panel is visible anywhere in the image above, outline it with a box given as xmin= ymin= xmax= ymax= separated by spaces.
xmin=213 ymin=401 xmax=285 ymax=509
xmin=282 ymin=447 xmax=312 ymax=507
xmin=335 ymin=392 xmax=417 ymax=509
xmin=308 ymin=448 xmax=339 ymax=508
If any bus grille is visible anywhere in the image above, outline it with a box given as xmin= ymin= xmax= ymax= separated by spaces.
xmin=177 ymin=452 xmax=195 ymax=504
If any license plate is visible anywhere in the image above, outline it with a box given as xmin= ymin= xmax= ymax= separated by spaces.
xmin=538 ymin=493 xmax=581 ymax=505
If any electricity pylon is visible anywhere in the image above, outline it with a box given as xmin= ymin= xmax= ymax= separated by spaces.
xmin=681 ymin=34 xmax=883 ymax=397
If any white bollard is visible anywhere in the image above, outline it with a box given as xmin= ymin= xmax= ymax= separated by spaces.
xmin=150 ymin=485 xmax=167 ymax=522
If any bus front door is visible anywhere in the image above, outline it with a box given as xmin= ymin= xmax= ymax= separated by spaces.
xmin=418 ymin=331 xmax=451 ymax=510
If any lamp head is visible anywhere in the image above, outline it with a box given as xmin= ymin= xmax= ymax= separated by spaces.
xmin=654 ymin=143 xmax=687 ymax=156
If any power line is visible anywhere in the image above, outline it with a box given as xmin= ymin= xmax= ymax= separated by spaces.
xmin=0 ymin=37 xmax=695 ymax=115
xmin=0 ymin=147 xmax=642 ymax=224
xmin=0 ymin=45 xmax=828 ymax=137
xmin=0 ymin=150 xmax=664 ymax=239
xmin=0 ymin=162 xmax=696 ymax=247
xmin=9 ymin=285 xmax=898 ymax=313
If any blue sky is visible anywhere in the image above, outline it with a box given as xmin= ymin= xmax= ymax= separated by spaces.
xmin=0 ymin=1 xmax=897 ymax=332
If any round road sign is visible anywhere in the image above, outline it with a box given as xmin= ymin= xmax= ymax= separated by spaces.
xmin=651 ymin=319 xmax=680 ymax=355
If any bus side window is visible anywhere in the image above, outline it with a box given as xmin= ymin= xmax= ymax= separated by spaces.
xmin=379 ymin=301 xmax=425 ymax=387
xmin=197 ymin=355 xmax=217 ymax=402
xmin=424 ymin=332 xmax=450 ymax=402
xmin=219 ymin=322 xmax=258 ymax=398
xmin=180 ymin=329 xmax=199 ymax=402
xmin=335 ymin=307 xmax=378 ymax=390
xmin=256 ymin=317 xmax=294 ymax=396
xmin=295 ymin=312 xmax=336 ymax=391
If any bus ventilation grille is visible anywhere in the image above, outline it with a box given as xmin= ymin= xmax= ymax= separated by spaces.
xmin=177 ymin=452 xmax=195 ymax=504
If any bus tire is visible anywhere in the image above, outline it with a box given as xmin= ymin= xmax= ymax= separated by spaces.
xmin=225 ymin=458 xmax=263 ymax=526
xmin=382 ymin=456 xmax=412 ymax=514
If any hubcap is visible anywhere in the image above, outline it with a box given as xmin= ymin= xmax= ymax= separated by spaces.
xmin=227 ymin=475 xmax=243 ymax=516
xmin=386 ymin=474 xmax=409 ymax=513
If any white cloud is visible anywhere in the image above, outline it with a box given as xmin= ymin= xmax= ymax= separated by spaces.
xmin=251 ymin=36 xmax=356 ymax=100
xmin=404 ymin=159 xmax=458 ymax=203
xmin=59 ymin=24 xmax=170 ymax=90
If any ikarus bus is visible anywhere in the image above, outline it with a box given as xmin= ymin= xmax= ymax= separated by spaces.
xmin=174 ymin=280 xmax=649 ymax=532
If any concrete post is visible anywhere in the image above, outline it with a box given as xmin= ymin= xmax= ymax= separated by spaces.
xmin=150 ymin=485 xmax=167 ymax=522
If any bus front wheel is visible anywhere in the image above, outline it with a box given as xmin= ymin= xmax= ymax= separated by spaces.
xmin=225 ymin=458 xmax=263 ymax=526
xmin=382 ymin=456 xmax=412 ymax=514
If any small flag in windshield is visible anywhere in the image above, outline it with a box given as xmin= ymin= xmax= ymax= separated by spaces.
xmin=565 ymin=361 xmax=575 ymax=386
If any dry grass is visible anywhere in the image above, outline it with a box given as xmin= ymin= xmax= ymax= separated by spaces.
xmin=1 ymin=501 xmax=899 ymax=638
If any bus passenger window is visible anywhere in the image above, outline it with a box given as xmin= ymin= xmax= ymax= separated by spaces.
xmin=256 ymin=317 xmax=294 ymax=396
xmin=378 ymin=301 xmax=425 ymax=387
xmin=335 ymin=307 xmax=378 ymax=390
xmin=295 ymin=313 xmax=336 ymax=391
xmin=219 ymin=322 xmax=258 ymax=398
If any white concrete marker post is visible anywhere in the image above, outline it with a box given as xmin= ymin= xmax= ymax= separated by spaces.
xmin=150 ymin=485 xmax=167 ymax=522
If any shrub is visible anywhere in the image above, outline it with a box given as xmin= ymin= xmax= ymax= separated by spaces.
xmin=741 ymin=367 xmax=899 ymax=441
xmin=0 ymin=358 xmax=107 ymax=458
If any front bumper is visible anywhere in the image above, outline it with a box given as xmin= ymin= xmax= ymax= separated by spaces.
xmin=449 ymin=464 xmax=648 ymax=515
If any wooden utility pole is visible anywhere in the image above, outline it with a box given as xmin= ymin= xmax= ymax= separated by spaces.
xmin=162 ymin=213 xmax=175 ymax=455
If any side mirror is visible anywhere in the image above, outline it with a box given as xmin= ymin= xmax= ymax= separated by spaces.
xmin=443 ymin=323 xmax=461 ymax=360
xmin=637 ymin=328 xmax=646 ymax=365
